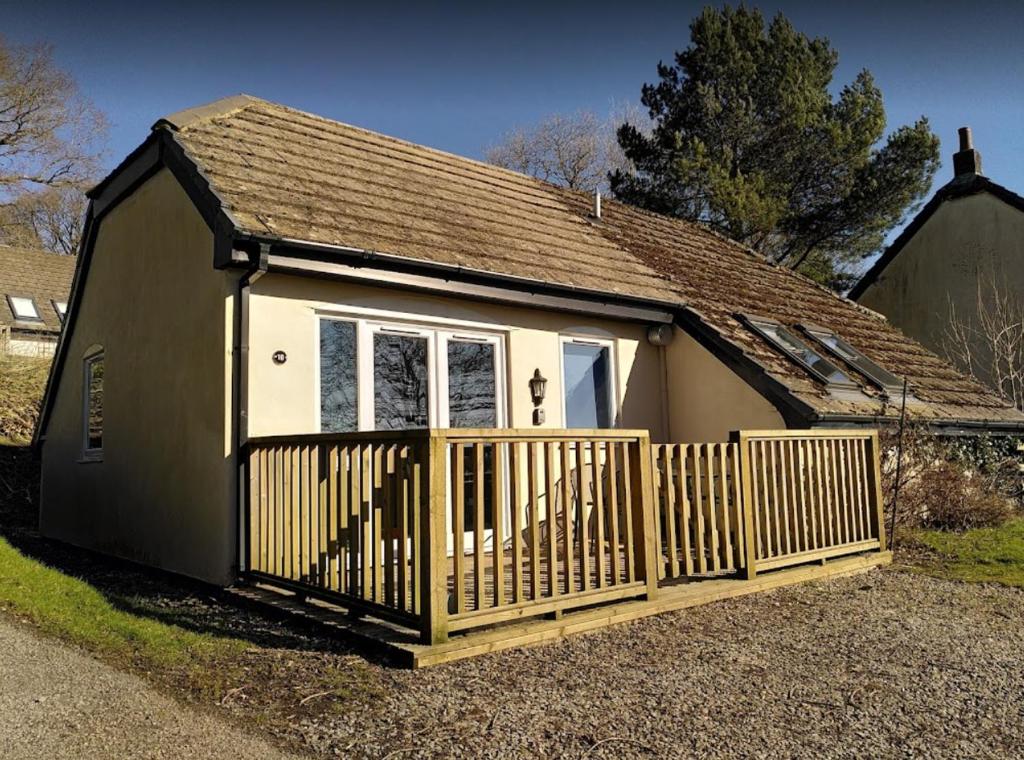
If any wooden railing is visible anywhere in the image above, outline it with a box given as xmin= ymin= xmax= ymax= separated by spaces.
xmin=652 ymin=443 xmax=745 ymax=580
xmin=732 ymin=430 xmax=886 ymax=575
xmin=244 ymin=427 xmax=885 ymax=643
xmin=244 ymin=429 xmax=657 ymax=644
xmin=245 ymin=431 xmax=430 ymax=627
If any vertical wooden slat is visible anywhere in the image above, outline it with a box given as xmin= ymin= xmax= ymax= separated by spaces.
xmin=360 ymin=445 xmax=373 ymax=600
xmin=630 ymin=436 xmax=660 ymax=601
xmin=544 ymin=441 xmax=558 ymax=598
xmin=717 ymin=444 xmax=733 ymax=572
xmin=382 ymin=446 xmax=396 ymax=607
xmin=620 ymin=443 xmax=636 ymax=583
xmin=397 ymin=446 xmax=409 ymax=611
xmin=691 ymin=446 xmax=707 ymax=573
xmin=492 ymin=442 xmax=505 ymax=608
xmin=473 ymin=442 xmax=486 ymax=610
xmin=289 ymin=445 xmax=300 ymax=581
xmin=733 ymin=432 xmax=758 ymax=580
xmin=802 ymin=440 xmax=819 ymax=551
xmin=410 ymin=446 xmax=422 ymax=614
xmin=592 ymin=441 xmax=607 ymax=588
xmin=704 ymin=444 xmax=720 ymax=573
xmin=766 ymin=441 xmax=781 ymax=559
xmin=823 ymin=439 xmax=838 ymax=547
xmin=372 ymin=446 xmax=385 ymax=603
xmin=527 ymin=442 xmax=542 ymax=600
xmin=509 ymin=442 xmax=525 ymax=603
xmin=452 ymin=442 xmax=466 ymax=613
xmin=316 ymin=446 xmax=327 ymax=587
xmin=576 ymin=441 xmax=591 ymax=591
xmin=837 ymin=439 xmax=853 ymax=546
xmin=856 ymin=438 xmax=871 ymax=541
xmin=775 ymin=441 xmax=791 ymax=557
xmin=729 ymin=443 xmax=744 ymax=570
xmin=813 ymin=440 xmax=828 ymax=549
xmin=753 ymin=440 xmax=767 ymax=561
xmin=678 ymin=445 xmax=694 ymax=576
xmin=663 ymin=445 xmax=679 ymax=579
xmin=606 ymin=441 xmax=622 ymax=584
xmin=336 ymin=445 xmax=348 ymax=594
xmin=349 ymin=446 xmax=361 ymax=598
xmin=561 ymin=442 xmax=575 ymax=594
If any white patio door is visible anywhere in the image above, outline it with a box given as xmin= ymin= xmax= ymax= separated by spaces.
xmin=359 ymin=321 xmax=506 ymax=552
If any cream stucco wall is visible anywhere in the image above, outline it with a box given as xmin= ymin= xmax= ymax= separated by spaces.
xmin=857 ymin=192 xmax=1024 ymax=393
xmin=39 ymin=169 xmax=237 ymax=584
xmin=664 ymin=329 xmax=785 ymax=442
xmin=247 ymin=274 xmax=670 ymax=439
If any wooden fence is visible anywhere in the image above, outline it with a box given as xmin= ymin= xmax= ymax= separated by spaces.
xmin=734 ymin=430 xmax=885 ymax=573
xmin=245 ymin=429 xmax=657 ymax=644
xmin=245 ymin=427 xmax=885 ymax=644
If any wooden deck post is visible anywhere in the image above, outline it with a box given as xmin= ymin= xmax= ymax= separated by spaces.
xmin=419 ymin=433 xmax=449 ymax=645
xmin=630 ymin=435 xmax=660 ymax=601
xmin=732 ymin=431 xmax=758 ymax=580
xmin=865 ymin=431 xmax=887 ymax=553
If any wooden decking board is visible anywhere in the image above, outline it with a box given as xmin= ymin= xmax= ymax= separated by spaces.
xmin=233 ymin=551 xmax=891 ymax=669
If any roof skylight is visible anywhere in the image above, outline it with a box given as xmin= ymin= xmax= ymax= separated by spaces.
xmin=798 ymin=325 xmax=904 ymax=393
xmin=741 ymin=315 xmax=857 ymax=388
xmin=7 ymin=296 xmax=41 ymax=322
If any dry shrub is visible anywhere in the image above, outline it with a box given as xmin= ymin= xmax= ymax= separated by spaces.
xmin=899 ymin=461 xmax=1014 ymax=532
xmin=0 ymin=356 xmax=51 ymax=444
xmin=882 ymin=422 xmax=1021 ymax=533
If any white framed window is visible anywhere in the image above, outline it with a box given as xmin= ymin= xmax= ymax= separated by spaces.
xmin=317 ymin=313 xmax=507 ymax=433
xmin=7 ymin=295 xmax=41 ymax=322
xmin=82 ymin=350 xmax=104 ymax=459
xmin=52 ymin=300 xmax=68 ymax=323
xmin=560 ymin=335 xmax=617 ymax=429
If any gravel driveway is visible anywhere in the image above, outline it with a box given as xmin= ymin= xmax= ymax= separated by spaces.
xmin=297 ymin=568 xmax=1023 ymax=759
xmin=0 ymin=618 xmax=300 ymax=760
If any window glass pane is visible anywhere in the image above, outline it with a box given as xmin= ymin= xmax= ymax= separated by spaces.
xmin=319 ymin=320 xmax=358 ymax=432
xmin=447 ymin=340 xmax=497 ymax=428
xmin=374 ymin=332 xmax=429 ymax=430
xmin=807 ymin=330 xmax=903 ymax=390
xmin=54 ymin=301 xmax=68 ymax=321
xmin=10 ymin=296 xmax=39 ymax=320
xmin=462 ymin=445 xmax=495 ymax=532
xmin=754 ymin=321 xmax=853 ymax=386
xmin=563 ymin=342 xmax=612 ymax=428
xmin=86 ymin=356 xmax=103 ymax=450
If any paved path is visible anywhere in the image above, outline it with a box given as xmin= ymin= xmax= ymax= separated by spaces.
xmin=0 ymin=618 xmax=299 ymax=760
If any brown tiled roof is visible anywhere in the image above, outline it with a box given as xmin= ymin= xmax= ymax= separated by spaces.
xmin=159 ymin=96 xmax=1022 ymax=428
xmin=0 ymin=245 xmax=75 ymax=333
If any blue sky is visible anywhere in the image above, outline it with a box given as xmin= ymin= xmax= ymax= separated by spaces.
xmin=5 ymin=0 xmax=1022 ymax=260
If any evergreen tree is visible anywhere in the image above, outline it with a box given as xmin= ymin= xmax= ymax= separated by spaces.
xmin=612 ymin=5 xmax=940 ymax=290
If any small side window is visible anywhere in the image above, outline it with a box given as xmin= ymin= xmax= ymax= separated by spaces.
xmin=83 ymin=351 xmax=104 ymax=458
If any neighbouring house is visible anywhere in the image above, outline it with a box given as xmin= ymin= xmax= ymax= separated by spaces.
xmin=0 ymin=245 xmax=75 ymax=358
xmin=32 ymin=97 xmax=1024 ymax=663
xmin=851 ymin=128 xmax=1024 ymax=408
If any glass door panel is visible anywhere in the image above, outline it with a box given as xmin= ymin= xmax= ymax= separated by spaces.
xmin=373 ymin=332 xmax=430 ymax=430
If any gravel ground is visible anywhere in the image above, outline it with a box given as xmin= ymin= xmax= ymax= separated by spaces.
xmin=0 ymin=618 xmax=302 ymax=760
xmin=294 ymin=568 xmax=1024 ymax=759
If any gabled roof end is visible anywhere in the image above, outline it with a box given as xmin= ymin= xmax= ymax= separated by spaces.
xmin=153 ymin=94 xmax=260 ymax=132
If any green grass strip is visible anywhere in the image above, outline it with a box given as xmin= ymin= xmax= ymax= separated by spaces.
xmin=0 ymin=535 xmax=245 ymax=668
xmin=913 ymin=518 xmax=1024 ymax=589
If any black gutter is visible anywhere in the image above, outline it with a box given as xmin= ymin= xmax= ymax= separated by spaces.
xmin=230 ymin=230 xmax=681 ymax=321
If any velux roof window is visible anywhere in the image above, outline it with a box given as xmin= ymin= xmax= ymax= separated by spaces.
xmin=798 ymin=324 xmax=904 ymax=393
xmin=7 ymin=295 xmax=41 ymax=322
xmin=741 ymin=315 xmax=857 ymax=389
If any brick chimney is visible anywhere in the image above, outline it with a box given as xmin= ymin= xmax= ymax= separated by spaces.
xmin=952 ymin=126 xmax=982 ymax=177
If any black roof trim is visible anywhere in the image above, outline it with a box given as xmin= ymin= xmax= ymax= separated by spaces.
xmin=849 ymin=173 xmax=1024 ymax=300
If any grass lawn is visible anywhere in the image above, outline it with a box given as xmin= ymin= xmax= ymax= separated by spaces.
xmin=0 ymin=533 xmax=247 ymax=672
xmin=909 ymin=518 xmax=1024 ymax=589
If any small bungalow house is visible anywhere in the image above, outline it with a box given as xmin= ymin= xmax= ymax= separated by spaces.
xmin=34 ymin=97 xmax=1024 ymax=663
xmin=851 ymin=128 xmax=1024 ymax=408
xmin=0 ymin=245 xmax=74 ymax=357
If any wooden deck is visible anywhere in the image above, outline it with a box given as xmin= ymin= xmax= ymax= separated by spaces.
xmin=233 ymin=550 xmax=892 ymax=668
xmin=241 ymin=427 xmax=888 ymax=664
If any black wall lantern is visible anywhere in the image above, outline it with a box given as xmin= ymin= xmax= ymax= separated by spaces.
xmin=529 ymin=368 xmax=547 ymax=425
